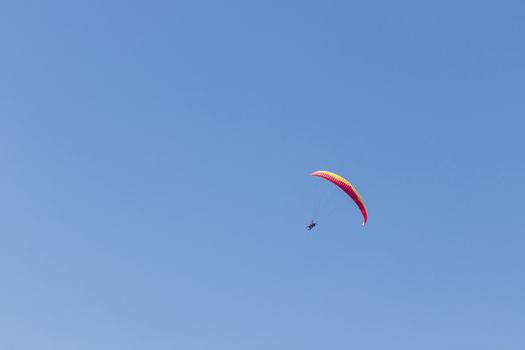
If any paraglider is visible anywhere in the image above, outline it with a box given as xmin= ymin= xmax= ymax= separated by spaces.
xmin=311 ymin=170 xmax=368 ymax=226
xmin=306 ymin=221 xmax=317 ymax=231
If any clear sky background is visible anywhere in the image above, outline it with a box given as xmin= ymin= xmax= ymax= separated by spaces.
xmin=1 ymin=1 xmax=524 ymax=349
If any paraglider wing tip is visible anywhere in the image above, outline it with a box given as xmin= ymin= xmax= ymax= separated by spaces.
xmin=311 ymin=170 xmax=326 ymax=176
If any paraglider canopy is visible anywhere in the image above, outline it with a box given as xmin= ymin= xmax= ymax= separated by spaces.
xmin=311 ymin=170 xmax=368 ymax=225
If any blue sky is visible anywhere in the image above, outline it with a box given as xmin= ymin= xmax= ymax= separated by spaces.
xmin=1 ymin=1 xmax=524 ymax=349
